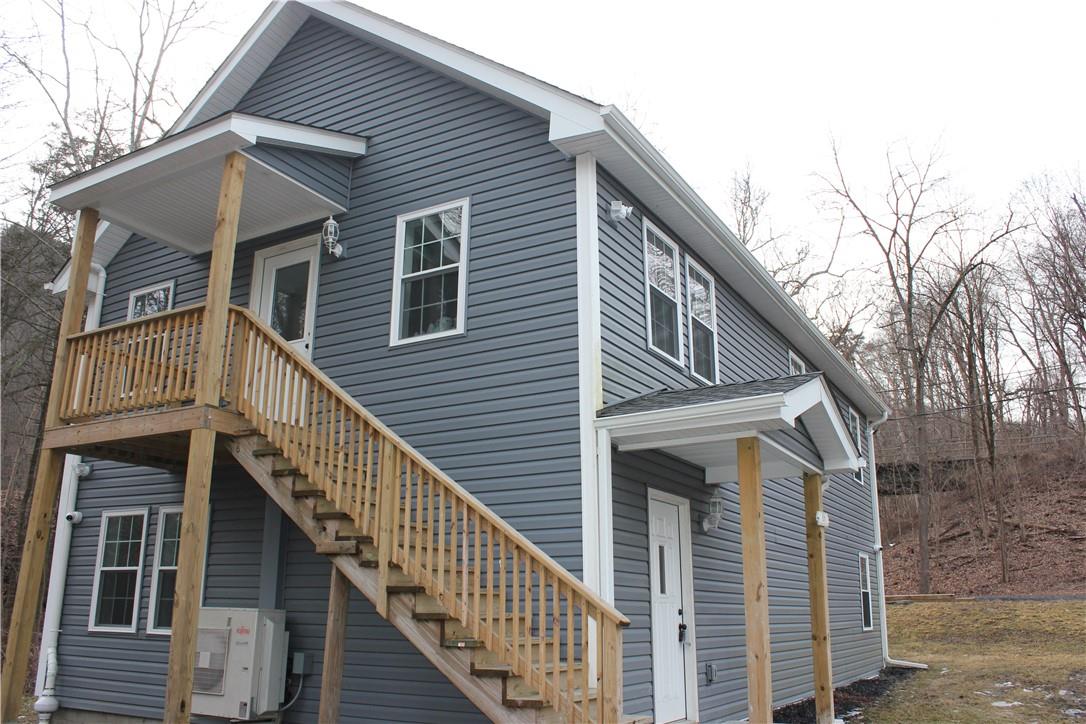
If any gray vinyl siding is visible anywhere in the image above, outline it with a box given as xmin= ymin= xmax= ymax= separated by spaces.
xmin=278 ymin=521 xmax=486 ymax=724
xmin=243 ymin=142 xmax=352 ymax=208
xmin=612 ymin=449 xmax=883 ymax=722
xmin=57 ymin=16 xmax=579 ymax=721
xmin=53 ymin=465 xmax=265 ymax=719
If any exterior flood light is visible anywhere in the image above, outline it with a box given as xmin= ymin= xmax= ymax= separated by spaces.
xmin=701 ymin=494 xmax=724 ymax=533
xmin=322 ymin=215 xmax=343 ymax=258
xmin=609 ymin=200 xmax=634 ymax=224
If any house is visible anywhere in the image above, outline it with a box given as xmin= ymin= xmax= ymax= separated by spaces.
xmin=1 ymin=2 xmax=895 ymax=722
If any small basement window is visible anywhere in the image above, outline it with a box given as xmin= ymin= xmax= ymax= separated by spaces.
xmin=127 ymin=280 xmax=175 ymax=320
xmin=390 ymin=199 xmax=469 ymax=345
xmin=147 ymin=507 xmax=182 ymax=634
xmin=686 ymin=258 xmax=717 ymax=382
xmin=849 ymin=407 xmax=864 ymax=482
xmin=643 ymin=222 xmax=682 ymax=364
xmin=89 ymin=508 xmax=149 ymax=632
xmin=788 ymin=350 xmax=806 ymax=376
xmin=859 ymin=553 xmax=873 ymax=631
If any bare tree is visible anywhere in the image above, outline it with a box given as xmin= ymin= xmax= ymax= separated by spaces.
xmin=822 ymin=142 xmax=1021 ymax=592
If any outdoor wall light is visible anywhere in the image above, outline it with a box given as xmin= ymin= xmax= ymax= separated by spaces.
xmin=322 ymin=215 xmax=343 ymax=258
xmin=609 ymin=200 xmax=634 ymax=224
xmin=701 ymin=493 xmax=725 ymax=533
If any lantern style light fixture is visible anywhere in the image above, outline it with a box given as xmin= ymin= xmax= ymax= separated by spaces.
xmin=322 ymin=215 xmax=343 ymax=258
xmin=701 ymin=491 xmax=725 ymax=533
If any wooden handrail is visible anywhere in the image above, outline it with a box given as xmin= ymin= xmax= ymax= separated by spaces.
xmin=223 ymin=305 xmax=627 ymax=721
xmin=58 ymin=305 xmax=207 ymax=421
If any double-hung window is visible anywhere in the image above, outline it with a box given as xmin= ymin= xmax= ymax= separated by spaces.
xmin=858 ymin=553 xmax=873 ymax=631
xmin=391 ymin=199 xmax=469 ymax=345
xmin=686 ymin=259 xmax=717 ymax=382
xmin=643 ymin=222 xmax=682 ymax=363
xmin=89 ymin=509 xmax=148 ymax=632
xmin=848 ymin=407 xmax=864 ymax=482
xmin=127 ymin=281 xmax=175 ymax=320
xmin=147 ymin=507 xmax=182 ymax=634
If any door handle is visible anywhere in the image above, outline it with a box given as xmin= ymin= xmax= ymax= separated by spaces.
xmin=678 ymin=622 xmax=687 ymax=643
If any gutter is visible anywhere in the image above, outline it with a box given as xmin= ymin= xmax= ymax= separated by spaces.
xmin=34 ymin=259 xmax=107 ymax=711
xmin=868 ymin=413 xmax=928 ymax=671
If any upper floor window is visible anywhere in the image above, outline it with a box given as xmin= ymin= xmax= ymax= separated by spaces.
xmin=127 ymin=281 xmax=175 ymax=320
xmin=643 ymin=222 xmax=682 ymax=363
xmin=686 ymin=259 xmax=717 ymax=383
xmin=788 ymin=350 xmax=806 ymax=376
xmin=391 ymin=199 xmax=469 ymax=345
xmin=89 ymin=508 xmax=148 ymax=632
xmin=858 ymin=553 xmax=873 ymax=631
xmin=848 ymin=406 xmax=864 ymax=482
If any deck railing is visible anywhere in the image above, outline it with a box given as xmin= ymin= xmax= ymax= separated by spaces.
xmin=58 ymin=304 xmax=207 ymax=421
xmin=224 ymin=306 xmax=627 ymax=721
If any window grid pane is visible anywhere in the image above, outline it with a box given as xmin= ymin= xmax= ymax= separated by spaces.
xmin=689 ymin=268 xmax=713 ymax=324
xmin=646 ymin=232 xmax=677 ymax=298
xmin=397 ymin=205 xmax=465 ymax=341
xmin=94 ymin=513 xmax=144 ymax=629
xmin=692 ymin=320 xmax=714 ymax=380
xmin=649 ymin=288 xmax=678 ymax=358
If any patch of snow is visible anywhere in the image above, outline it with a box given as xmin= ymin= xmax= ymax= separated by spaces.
xmin=996 ymin=681 xmax=1016 ymax=688
xmin=992 ymin=701 xmax=1023 ymax=708
xmin=1060 ymin=689 xmax=1073 ymax=697
xmin=1063 ymin=709 xmax=1086 ymax=718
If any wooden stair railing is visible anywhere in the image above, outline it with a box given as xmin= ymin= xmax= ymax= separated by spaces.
xmin=221 ymin=305 xmax=628 ymax=721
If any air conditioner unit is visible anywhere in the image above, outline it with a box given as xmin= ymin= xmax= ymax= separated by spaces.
xmin=191 ymin=607 xmax=288 ymax=720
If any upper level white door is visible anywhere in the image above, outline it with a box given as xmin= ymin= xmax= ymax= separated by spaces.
xmin=649 ymin=494 xmax=689 ymax=723
xmin=253 ymin=238 xmax=320 ymax=359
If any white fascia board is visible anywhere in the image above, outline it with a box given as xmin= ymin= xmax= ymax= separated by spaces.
xmin=50 ymin=113 xmax=365 ymax=211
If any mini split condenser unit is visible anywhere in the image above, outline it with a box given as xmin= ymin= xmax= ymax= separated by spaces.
xmin=191 ymin=607 xmax=289 ymax=720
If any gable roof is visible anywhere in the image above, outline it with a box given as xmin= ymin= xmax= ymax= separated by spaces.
xmin=599 ymin=373 xmax=824 ymax=418
xmin=53 ymin=0 xmax=887 ymax=421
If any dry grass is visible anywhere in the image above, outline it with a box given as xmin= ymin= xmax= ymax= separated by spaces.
xmin=866 ymin=601 xmax=1086 ymax=723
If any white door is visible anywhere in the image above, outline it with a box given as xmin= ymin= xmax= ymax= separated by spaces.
xmin=255 ymin=241 xmax=319 ymax=358
xmin=649 ymin=496 xmax=688 ymax=723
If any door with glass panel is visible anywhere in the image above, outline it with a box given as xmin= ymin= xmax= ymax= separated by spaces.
xmin=250 ymin=239 xmax=319 ymax=422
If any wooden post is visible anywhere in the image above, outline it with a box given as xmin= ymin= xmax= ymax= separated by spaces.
xmin=163 ymin=152 xmax=246 ymax=724
xmin=375 ymin=441 xmax=397 ymax=617
xmin=804 ymin=473 xmax=834 ymax=724
xmin=1 ymin=208 xmax=98 ymax=721
xmin=737 ymin=436 xmax=773 ymax=724
xmin=319 ymin=567 xmax=350 ymax=722
xmin=600 ymin=622 xmax=622 ymax=723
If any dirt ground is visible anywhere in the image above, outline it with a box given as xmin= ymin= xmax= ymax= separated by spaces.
xmin=862 ymin=600 xmax=1086 ymax=723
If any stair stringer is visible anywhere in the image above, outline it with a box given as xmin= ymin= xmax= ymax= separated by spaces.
xmin=227 ymin=433 xmax=543 ymax=724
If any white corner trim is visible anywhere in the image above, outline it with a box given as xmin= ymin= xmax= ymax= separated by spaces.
xmin=576 ymin=154 xmax=604 ymax=600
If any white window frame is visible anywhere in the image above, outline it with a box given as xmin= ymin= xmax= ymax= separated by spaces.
xmin=146 ymin=506 xmax=182 ymax=635
xmin=88 ymin=507 xmax=149 ymax=633
xmin=389 ymin=198 xmax=470 ymax=347
xmin=126 ymin=280 xmax=175 ymax=321
xmin=685 ymin=257 xmax=717 ymax=384
xmin=858 ymin=552 xmax=873 ymax=631
xmin=788 ymin=349 xmax=807 ymax=376
xmin=642 ymin=219 xmax=684 ymax=366
xmin=849 ymin=407 xmax=864 ymax=482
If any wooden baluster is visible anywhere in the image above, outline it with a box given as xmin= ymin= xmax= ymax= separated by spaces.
xmin=436 ymin=484 xmax=447 ymax=605
xmin=581 ymin=603 xmax=589 ymax=721
xmin=483 ymin=520 xmax=492 ymax=646
xmin=511 ymin=547 xmax=520 ymax=668
xmin=58 ymin=337 xmax=80 ymax=419
xmin=304 ymin=376 xmax=320 ymax=478
xmin=186 ymin=310 xmax=201 ymax=399
xmin=361 ymin=425 xmax=375 ymax=535
xmin=601 ymin=620 xmax=621 ymax=723
xmin=390 ymin=449 xmax=402 ymax=566
xmin=538 ymin=565 xmax=546 ymax=692
xmin=415 ymin=461 xmax=425 ymax=578
xmin=596 ymin=608 xmax=604 ymax=721
xmin=219 ymin=313 xmax=235 ymax=406
xmin=105 ymin=329 xmax=125 ymax=413
xmin=152 ymin=314 xmax=172 ymax=406
xmin=74 ymin=334 xmax=94 ymax=417
xmin=167 ymin=315 xmax=185 ymax=403
xmin=472 ymin=512 xmax=482 ymax=639
xmin=289 ymin=365 xmax=304 ymax=461
xmin=552 ymin=576 xmax=560 ymax=709
xmin=498 ymin=534 xmax=507 ymax=657
xmin=335 ymin=401 xmax=347 ymax=510
xmin=566 ymin=591 xmax=575 ymax=721
xmin=402 ymin=459 xmax=413 ymax=572
xmin=461 ymin=504 xmax=470 ymax=623
xmin=257 ymin=336 xmax=273 ymax=433
xmin=424 ymin=471 xmax=435 ymax=586
xmin=127 ymin=320 xmax=147 ymax=408
xmin=93 ymin=330 xmax=112 ymax=415
xmin=272 ymin=347 xmax=286 ymax=445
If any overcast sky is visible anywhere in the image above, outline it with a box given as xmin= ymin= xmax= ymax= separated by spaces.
xmin=4 ymin=0 xmax=1084 ymax=257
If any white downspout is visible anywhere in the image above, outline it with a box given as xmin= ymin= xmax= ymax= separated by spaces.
xmin=34 ymin=262 xmax=107 ymax=715
xmin=868 ymin=416 xmax=927 ymax=670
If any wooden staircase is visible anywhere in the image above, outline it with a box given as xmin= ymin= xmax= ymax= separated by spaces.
xmin=47 ymin=302 xmax=632 ymax=721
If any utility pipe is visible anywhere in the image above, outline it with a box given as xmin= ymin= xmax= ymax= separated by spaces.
xmin=33 ymin=261 xmax=107 ymax=716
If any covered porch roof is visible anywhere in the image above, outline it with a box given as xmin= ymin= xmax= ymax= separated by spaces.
xmin=596 ymin=373 xmax=862 ymax=484
xmin=48 ymin=112 xmax=366 ymax=254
